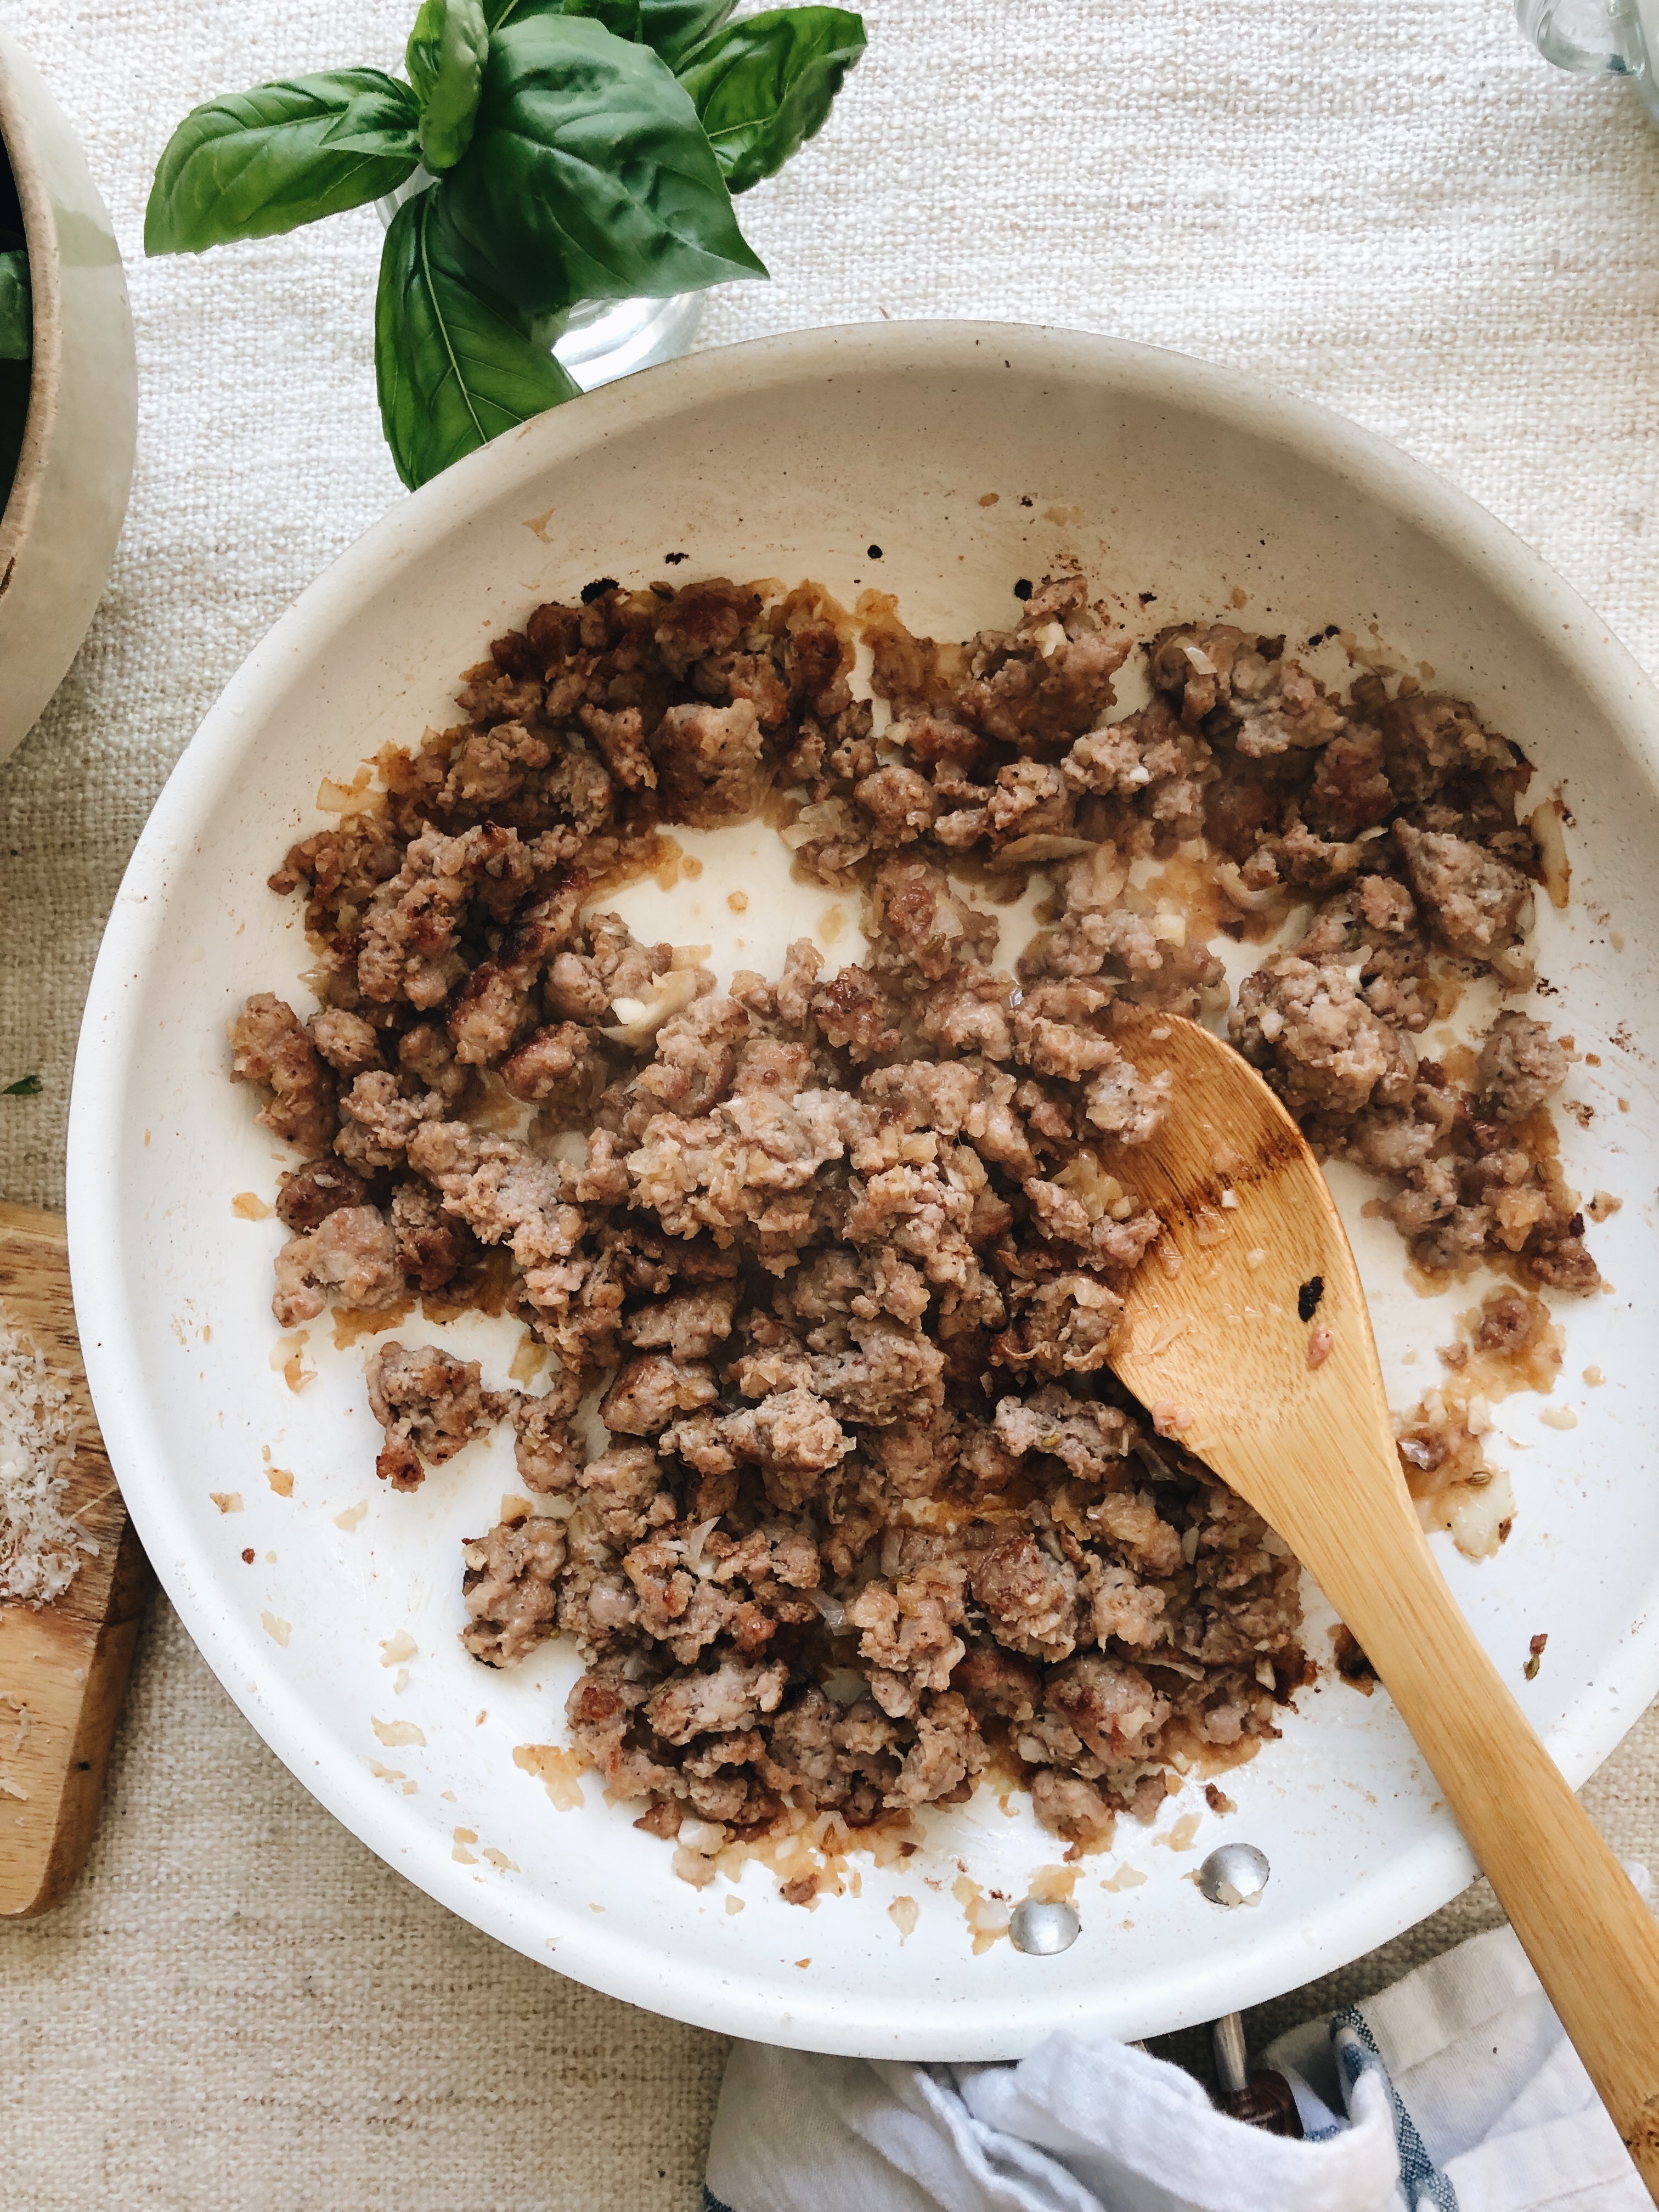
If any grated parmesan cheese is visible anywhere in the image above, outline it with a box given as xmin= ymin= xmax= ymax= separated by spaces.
xmin=0 ymin=1314 xmax=94 ymax=1606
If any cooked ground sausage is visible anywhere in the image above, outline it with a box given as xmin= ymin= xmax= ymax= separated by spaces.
xmin=233 ymin=571 xmax=1595 ymax=1862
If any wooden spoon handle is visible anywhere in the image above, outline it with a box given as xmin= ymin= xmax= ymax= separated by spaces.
xmin=1307 ymin=1477 xmax=1659 ymax=2194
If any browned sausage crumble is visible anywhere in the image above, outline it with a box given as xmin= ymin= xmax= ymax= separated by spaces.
xmin=229 ymin=572 xmax=1593 ymax=1867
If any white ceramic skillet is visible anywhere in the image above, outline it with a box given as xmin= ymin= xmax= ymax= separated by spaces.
xmin=67 ymin=323 xmax=1659 ymax=2058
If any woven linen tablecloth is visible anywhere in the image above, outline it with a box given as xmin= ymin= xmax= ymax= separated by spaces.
xmin=3 ymin=2 xmax=1658 ymax=2205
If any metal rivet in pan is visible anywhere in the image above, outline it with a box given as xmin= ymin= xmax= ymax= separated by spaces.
xmin=1197 ymin=1842 xmax=1271 ymax=1908
xmin=1009 ymin=1897 xmax=1081 ymax=1955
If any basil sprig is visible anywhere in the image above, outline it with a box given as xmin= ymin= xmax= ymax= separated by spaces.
xmin=407 ymin=0 xmax=492 ymax=171
xmin=376 ymin=190 xmax=580 ymax=489
xmin=443 ymin=15 xmax=765 ymax=315
xmin=677 ymin=6 xmax=866 ymax=194
xmin=145 ymin=0 xmax=864 ymax=486
xmin=145 ymin=72 xmax=421 ymax=253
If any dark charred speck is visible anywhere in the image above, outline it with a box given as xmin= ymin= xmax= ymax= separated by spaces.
xmin=663 ymin=551 xmax=689 ymax=565
xmin=866 ymin=543 xmax=883 ymax=560
xmin=1013 ymin=578 xmax=1034 ymax=601
xmin=1019 ymin=495 xmax=1034 ymax=507
xmin=1138 ymin=591 xmax=1158 ymax=605
xmin=1297 ymin=1276 xmax=1325 ymax=1323
xmin=580 ymin=577 xmax=620 ymax=605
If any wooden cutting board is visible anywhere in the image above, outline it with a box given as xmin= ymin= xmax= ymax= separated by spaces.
xmin=0 ymin=1203 xmax=150 ymax=1918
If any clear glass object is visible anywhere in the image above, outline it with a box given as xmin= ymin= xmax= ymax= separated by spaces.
xmin=541 ymin=291 xmax=705 ymax=392
xmin=376 ymin=173 xmax=704 ymax=393
xmin=1517 ymin=0 xmax=1659 ymax=121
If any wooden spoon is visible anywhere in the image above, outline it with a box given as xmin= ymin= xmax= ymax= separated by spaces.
xmin=1105 ymin=1012 xmax=1659 ymax=2194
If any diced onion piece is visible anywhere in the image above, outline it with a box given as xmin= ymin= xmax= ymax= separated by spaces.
xmin=684 ymin=1517 xmax=721 ymax=1575
xmin=809 ymin=1588 xmax=848 ymax=1630
xmin=601 ymin=967 xmax=700 ymax=1047
xmin=1530 ymin=798 xmax=1571 ymax=911
xmin=1448 ymin=1468 xmax=1516 ymax=1560
xmin=1056 ymin=1150 xmax=1124 ymax=1222
xmin=781 ymin=799 xmax=859 ymax=851
xmin=1493 ymin=1187 xmax=1549 ymax=1252
xmin=888 ymin=1896 xmax=919 ymax=1940
xmin=316 ymin=770 xmax=381 ymax=817
xmin=993 ymin=833 xmax=1097 ymax=866
xmin=1214 ymin=861 xmax=1280 ymax=913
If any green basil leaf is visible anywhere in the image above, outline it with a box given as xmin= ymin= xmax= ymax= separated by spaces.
xmin=0 ymin=249 xmax=30 ymax=360
xmin=408 ymin=0 xmax=492 ymax=171
xmin=640 ymin=0 xmax=735 ymax=65
xmin=145 ymin=71 xmax=421 ymax=255
xmin=445 ymin=15 xmax=765 ymax=314
xmin=677 ymin=6 xmax=864 ymax=194
xmin=484 ymin=0 xmax=634 ymax=32
xmin=486 ymin=0 xmax=731 ymax=63
xmin=558 ymin=0 xmax=644 ymax=37
xmin=375 ymin=188 xmax=579 ymax=490
xmin=1 ymin=1073 xmax=42 ymax=1097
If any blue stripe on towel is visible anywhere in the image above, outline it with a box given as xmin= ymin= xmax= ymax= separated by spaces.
xmin=1334 ymin=2008 xmax=1459 ymax=2210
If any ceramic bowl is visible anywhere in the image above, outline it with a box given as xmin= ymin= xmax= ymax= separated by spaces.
xmin=66 ymin=323 xmax=1659 ymax=2057
xmin=0 ymin=27 xmax=137 ymax=768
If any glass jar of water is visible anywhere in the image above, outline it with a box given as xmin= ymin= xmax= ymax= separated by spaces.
xmin=1517 ymin=0 xmax=1659 ymax=121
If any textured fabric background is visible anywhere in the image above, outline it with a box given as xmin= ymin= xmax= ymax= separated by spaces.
xmin=2 ymin=1 xmax=1658 ymax=2203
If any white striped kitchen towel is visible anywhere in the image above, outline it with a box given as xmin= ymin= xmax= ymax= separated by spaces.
xmin=705 ymin=1882 xmax=1651 ymax=2212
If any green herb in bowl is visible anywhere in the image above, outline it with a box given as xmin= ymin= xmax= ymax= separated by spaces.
xmin=0 ymin=133 xmax=32 ymax=517
xmin=145 ymin=0 xmax=865 ymax=490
